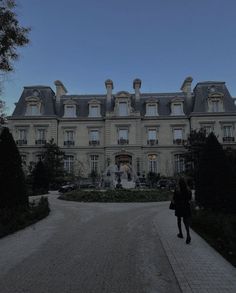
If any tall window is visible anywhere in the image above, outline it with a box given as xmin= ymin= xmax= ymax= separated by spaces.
xmin=19 ymin=129 xmax=27 ymax=140
xmin=90 ymin=155 xmax=99 ymax=173
xmin=146 ymin=104 xmax=157 ymax=116
xmin=36 ymin=129 xmax=46 ymax=145
xmin=174 ymin=154 xmax=185 ymax=173
xmin=64 ymin=105 xmax=76 ymax=117
xmin=202 ymin=125 xmax=213 ymax=136
xmin=90 ymin=130 xmax=99 ymax=141
xmin=118 ymin=102 xmax=128 ymax=116
xmin=148 ymin=129 xmax=156 ymax=140
xmin=89 ymin=105 xmax=100 ymax=117
xmin=17 ymin=129 xmax=27 ymax=145
xmin=173 ymin=128 xmax=183 ymax=144
xmin=148 ymin=154 xmax=158 ymax=173
xmin=118 ymin=129 xmax=128 ymax=144
xmin=223 ymin=126 xmax=233 ymax=137
xmin=64 ymin=130 xmax=75 ymax=146
xmin=64 ymin=155 xmax=74 ymax=173
xmin=211 ymin=100 xmax=220 ymax=112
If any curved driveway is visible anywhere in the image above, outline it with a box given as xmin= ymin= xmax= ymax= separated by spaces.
xmin=0 ymin=194 xmax=180 ymax=293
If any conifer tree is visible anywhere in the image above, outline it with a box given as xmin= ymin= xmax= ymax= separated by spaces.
xmin=0 ymin=127 xmax=28 ymax=208
xmin=32 ymin=160 xmax=49 ymax=193
xmin=196 ymin=133 xmax=236 ymax=213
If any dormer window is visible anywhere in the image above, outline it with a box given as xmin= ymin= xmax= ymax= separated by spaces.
xmin=25 ymin=96 xmax=41 ymax=116
xmin=146 ymin=104 xmax=157 ymax=116
xmin=170 ymin=98 xmax=184 ymax=116
xmin=119 ymin=102 xmax=128 ymax=116
xmin=63 ymin=104 xmax=77 ymax=118
xmin=145 ymin=98 xmax=159 ymax=117
xmin=88 ymin=99 xmax=101 ymax=117
xmin=207 ymin=92 xmax=224 ymax=112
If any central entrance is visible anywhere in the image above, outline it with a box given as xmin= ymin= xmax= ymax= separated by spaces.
xmin=115 ymin=154 xmax=132 ymax=166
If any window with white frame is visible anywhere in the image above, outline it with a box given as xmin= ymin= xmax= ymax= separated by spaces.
xmin=64 ymin=155 xmax=74 ymax=173
xmin=27 ymin=104 xmax=40 ymax=115
xmin=172 ymin=103 xmax=183 ymax=115
xmin=89 ymin=105 xmax=100 ymax=117
xmin=64 ymin=130 xmax=75 ymax=146
xmin=118 ymin=129 xmax=128 ymax=144
xmin=89 ymin=130 xmax=99 ymax=143
xmin=17 ymin=129 xmax=27 ymax=145
xmin=148 ymin=154 xmax=158 ymax=173
xmin=212 ymin=100 xmax=220 ymax=112
xmin=222 ymin=125 xmax=234 ymax=142
xmin=90 ymin=155 xmax=99 ymax=173
xmin=35 ymin=129 xmax=46 ymax=145
xmin=118 ymin=102 xmax=128 ymax=116
xmin=146 ymin=104 xmax=157 ymax=116
xmin=174 ymin=154 xmax=185 ymax=173
xmin=147 ymin=129 xmax=158 ymax=145
xmin=64 ymin=105 xmax=76 ymax=117
xmin=223 ymin=125 xmax=233 ymax=137
xmin=173 ymin=128 xmax=183 ymax=144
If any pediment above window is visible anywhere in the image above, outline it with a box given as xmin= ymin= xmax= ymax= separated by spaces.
xmin=116 ymin=91 xmax=131 ymax=98
xmin=88 ymin=99 xmax=101 ymax=105
xmin=63 ymin=99 xmax=77 ymax=105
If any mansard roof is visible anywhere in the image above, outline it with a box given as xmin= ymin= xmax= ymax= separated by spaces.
xmin=11 ymin=86 xmax=56 ymax=118
xmin=10 ymin=80 xmax=236 ymax=118
xmin=193 ymin=81 xmax=236 ymax=113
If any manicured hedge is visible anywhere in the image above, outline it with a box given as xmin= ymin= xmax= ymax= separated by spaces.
xmin=0 ymin=196 xmax=50 ymax=238
xmin=58 ymin=189 xmax=173 ymax=202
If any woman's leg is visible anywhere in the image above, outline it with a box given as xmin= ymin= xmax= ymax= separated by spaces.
xmin=183 ymin=217 xmax=191 ymax=243
xmin=177 ymin=217 xmax=183 ymax=238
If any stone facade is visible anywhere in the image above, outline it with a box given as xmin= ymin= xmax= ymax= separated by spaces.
xmin=8 ymin=77 xmax=236 ymax=177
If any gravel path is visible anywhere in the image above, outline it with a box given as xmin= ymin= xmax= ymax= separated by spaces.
xmin=0 ymin=194 xmax=180 ymax=293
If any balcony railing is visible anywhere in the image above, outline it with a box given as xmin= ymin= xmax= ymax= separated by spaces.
xmin=64 ymin=140 xmax=75 ymax=146
xmin=173 ymin=139 xmax=186 ymax=145
xmin=16 ymin=139 xmax=27 ymax=145
xmin=118 ymin=139 xmax=129 ymax=145
xmin=223 ymin=137 xmax=235 ymax=142
xmin=89 ymin=140 xmax=100 ymax=146
xmin=147 ymin=139 xmax=158 ymax=145
xmin=35 ymin=139 xmax=46 ymax=145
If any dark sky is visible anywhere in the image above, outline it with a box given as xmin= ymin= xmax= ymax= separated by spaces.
xmin=3 ymin=0 xmax=236 ymax=113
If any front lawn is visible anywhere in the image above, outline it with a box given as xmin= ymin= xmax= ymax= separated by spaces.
xmin=58 ymin=188 xmax=173 ymax=202
xmin=191 ymin=209 xmax=236 ymax=267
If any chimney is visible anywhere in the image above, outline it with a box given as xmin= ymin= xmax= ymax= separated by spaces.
xmin=54 ymin=80 xmax=67 ymax=103
xmin=181 ymin=76 xmax=193 ymax=98
xmin=133 ymin=78 xmax=142 ymax=100
xmin=105 ymin=79 xmax=113 ymax=109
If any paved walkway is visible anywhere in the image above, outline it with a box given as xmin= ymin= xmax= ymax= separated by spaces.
xmin=154 ymin=202 xmax=236 ymax=293
xmin=0 ymin=193 xmax=235 ymax=292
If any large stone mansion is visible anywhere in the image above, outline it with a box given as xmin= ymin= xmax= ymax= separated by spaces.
xmin=8 ymin=77 xmax=236 ymax=177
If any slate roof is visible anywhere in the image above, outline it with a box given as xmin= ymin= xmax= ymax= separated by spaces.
xmin=10 ymin=81 xmax=236 ymax=118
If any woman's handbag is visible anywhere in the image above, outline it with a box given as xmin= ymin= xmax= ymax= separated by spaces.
xmin=169 ymin=201 xmax=175 ymax=210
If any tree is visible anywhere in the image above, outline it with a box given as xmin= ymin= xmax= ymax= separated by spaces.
xmin=196 ymin=133 xmax=236 ymax=213
xmin=32 ymin=160 xmax=49 ymax=193
xmin=0 ymin=99 xmax=6 ymax=124
xmin=0 ymin=0 xmax=30 ymax=72
xmin=0 ymin=127 xmax=28 ymax=209
xmin=41 ymin=139 xmax=65 ymax=188
xmin=184 ymin=129 xmax=207 ymax=180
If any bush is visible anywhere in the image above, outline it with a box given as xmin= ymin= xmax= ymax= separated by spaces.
xmin=0 ymin=196 xmax=50 ymax=238
xmin=192 ymin=209 xmax=236 ymax=267
xmin=59 ymin=189 xmax=172 ymax=202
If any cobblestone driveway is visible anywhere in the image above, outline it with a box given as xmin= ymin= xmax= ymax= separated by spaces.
xmin=0 ymin=194 xmax=180 ymax=293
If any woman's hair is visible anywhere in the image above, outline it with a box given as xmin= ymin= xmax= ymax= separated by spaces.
xmin=178 ymin=177 xmax=189 ymax=197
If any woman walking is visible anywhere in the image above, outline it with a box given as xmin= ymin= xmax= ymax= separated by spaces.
xmin=173 ymin=177 xmax=192 ymax=244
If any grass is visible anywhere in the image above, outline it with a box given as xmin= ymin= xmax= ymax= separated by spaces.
xmin=191 ymin=209 xmax=236 ymax=267
xmin=0 ymin=196 xmax=50 ymax=238
xmin=58 ymin=188 xmax=173 ymax=202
